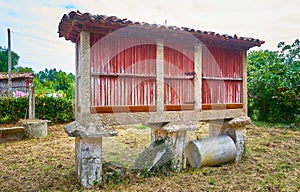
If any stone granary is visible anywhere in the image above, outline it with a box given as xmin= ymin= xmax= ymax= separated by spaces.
xmin=0 ymin=72 xmax=34 ymax=96
xmin=58 ymin=11 xmax=264 ymax=187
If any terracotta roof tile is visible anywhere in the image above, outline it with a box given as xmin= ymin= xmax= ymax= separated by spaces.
xmin=0 ymin=72 xmax=35 ymax=80
xmin=58 ymin=11 xmax=265 ymax=49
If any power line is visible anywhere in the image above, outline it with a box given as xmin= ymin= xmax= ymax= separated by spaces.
xmin=11 ymin=30 xmax=71 ymax=45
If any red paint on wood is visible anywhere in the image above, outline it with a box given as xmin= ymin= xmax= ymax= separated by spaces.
xmin=163 ymin=45 xmax=195 ymax=107
xmin=90 ymin=34 xmax=156 ymax=107
xmin=202 ymin=46 xmax=243 ymax=104
xmin=202 ymin=103 xmax=243 ymax=110
xmin=91 ymin=105 xmax=156 ymax=113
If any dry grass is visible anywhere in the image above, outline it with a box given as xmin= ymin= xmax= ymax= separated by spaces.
xmin=0 ymin=123 xmax=299 ymax=191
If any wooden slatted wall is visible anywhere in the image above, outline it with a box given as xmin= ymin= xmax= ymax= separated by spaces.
xmin=164 ymin=45 xmax=195 ymax=111
xmin=202 ymin=46 xmax=243 ymax=109
xmin=90 ymin=34 xmax=156 ymax=112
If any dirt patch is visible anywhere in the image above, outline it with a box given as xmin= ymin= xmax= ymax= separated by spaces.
xmin=0 ymin=123 xmax=299 ymax=191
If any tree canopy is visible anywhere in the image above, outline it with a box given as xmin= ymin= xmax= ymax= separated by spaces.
xmin=0 ymin=46 xmax=20 ymax=72
xmin=34 ymin=68 xmax=75 ymax=99
xmin=14 ymin=66 xmax=34 ymax=73
xmin=247 ymin=39 xmax=300 ymax=125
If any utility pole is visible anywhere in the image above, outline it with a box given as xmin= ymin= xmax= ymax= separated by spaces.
xmin=7 ymin=28 xmax=12 ymax=97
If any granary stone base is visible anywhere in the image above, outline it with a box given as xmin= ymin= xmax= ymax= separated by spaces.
xmin=148 ymin=121 xmax=198 ymax=169
xmin=19 ymin=119 xmax=48 ymax=139
xmin=208 ymin=116 xmax=250 ymax=161
xmin=75 ymin=137 xmax=102 ymax=187
xmin=151 ymin=129 xmax=187 ymax=169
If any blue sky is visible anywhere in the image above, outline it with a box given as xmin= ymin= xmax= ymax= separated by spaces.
xmin=0 ymin=0 xmax=299 ymax=73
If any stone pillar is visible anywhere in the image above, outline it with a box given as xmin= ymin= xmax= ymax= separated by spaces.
xmin=194 ymin=43 xmax=202 ymax=112
xmin=148 ymin=122 xmax=198 ymax=169
xmin=19 ymin=119 xmax=48 ymax=138
xmin=73 ymin=31 xmax=103 ymax=187
xmin=28 ymin=83 xmax=35 ymax=119
xmin=156 ymin=39 xmax=164 ymax=113
xmin=75 ymin=137 xmax=102 ymax=187
xmin=234 ymin=128 xmax=246 ymax=161
xmin=208 ymin=116 xmax=250 ymax=161
xmin=242 ymin=50 xmax=248 ymax=115
xmin=78 ymin=30 xmax=91 ymax=116
xmin=75 ymin=42 xmax=79 ymax=120
xmin=151 ymin=129 xmax=187 ymax=169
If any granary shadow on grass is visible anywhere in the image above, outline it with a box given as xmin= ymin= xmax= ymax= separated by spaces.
xmin=102 ymin=125 xmax=152 ymax=169
xmin=101 ymin=123 xmax=209 ymax=171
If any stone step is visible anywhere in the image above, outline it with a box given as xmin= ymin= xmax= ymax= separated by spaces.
xmin=0 ymin=127 xmax=25 ymax=142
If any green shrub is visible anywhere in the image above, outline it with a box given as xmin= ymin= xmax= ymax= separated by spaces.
xmin=247 ymin=39 xmax=300 ymax=125
xmin=0 ymin=96 xmax=74 ymax=124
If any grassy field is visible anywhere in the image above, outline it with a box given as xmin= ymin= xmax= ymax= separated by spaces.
xmin=0 ymin=123 xmax=299 ymax=191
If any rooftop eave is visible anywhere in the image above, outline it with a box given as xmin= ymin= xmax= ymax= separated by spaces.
xmin=58 ymin=11 xmax=265 ymax=49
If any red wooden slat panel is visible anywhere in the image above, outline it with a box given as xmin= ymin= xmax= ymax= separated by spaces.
xmin=202 ymin=80 xmax=242 ymax=104
xmin=202 ymin=46 xmax=243 ymax=104
xmin=90 ymin=34 xmax=156 ymax=108
xmin=163 ymin=45 xmax=194 ymax=107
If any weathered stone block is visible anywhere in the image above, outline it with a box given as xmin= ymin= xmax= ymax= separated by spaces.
xmin=208 ymin=116 xmax=249 ymax=161
xmin=75 ymin=137 xmax=102 ymax=187
xmin=0 ymin=127 xmax=25 ymax=142
xmin=151 ymin=128 xmax=188 ymax=169
xmin=19 ymin=119 xmax=48 ymax=138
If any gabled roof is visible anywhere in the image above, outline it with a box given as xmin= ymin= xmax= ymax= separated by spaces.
xmin=58 ymin=11 xmax=264 ymax=49
xmin=0 ymin=72 xmax=35 ymax=80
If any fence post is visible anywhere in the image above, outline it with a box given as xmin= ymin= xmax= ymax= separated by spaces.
xmin=29 ymin=83 xmax=35 ymax=119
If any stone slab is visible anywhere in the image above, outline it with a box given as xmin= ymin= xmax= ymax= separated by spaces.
xmin=0 ymin=127 xmax=25 ymax=142
xmin=64 ymin=121 xmax=118 ymax=138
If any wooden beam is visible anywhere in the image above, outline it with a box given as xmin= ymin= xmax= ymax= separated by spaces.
xmin=165 ymin=104 xmax=194 ymax=111
xmin=91 ymin=105 xmax=156 ymax=113
xmin=202 ymin=103 xmax=243 ymax=110
xmin=91 ymin=72 xmax=156 ymax=79
xmin=202 ymin=77 xmax=243 ymax=81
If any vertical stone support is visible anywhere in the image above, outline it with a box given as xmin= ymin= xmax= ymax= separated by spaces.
xmin=208 ymin=119 xmax=247 ymax=161
xmin=242 ymin=50 xmax=247 ymax=115
xmin=75 ymin=42 xmax=79 ymax=120
xmin=148 ymin=122 xmax=198 ymax=169
xmin=156 ymin=39 xmax=164 ymax=113
xmin=79 ymin=31 xmax=91 ymax=115
xmin=75 ymin=137 xmax=102 ymax=187
xmin=74 ymin=31 xmax=103 ymax=188
xmin=234 ymin=128 xmax=246 ymax=161
xmin=152 ymin=129 xmax=187 ymax=169
xmin=28 ymin=83 xmax=35 ymax=119
xmin=194 ymin=43 xmax=202 ymax=112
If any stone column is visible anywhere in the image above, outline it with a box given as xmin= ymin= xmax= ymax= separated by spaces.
xmin=78 ymin=31 xmax=91 ymax=116
xmin=242 ymin=50 xmax=248 ymax=115
xmin=75 ymin=137 xmax=102 ymax=187
xmin=156 ymin=39 xmax=164 ymax=113
xmin=28 ymin=83 xmax=35 ymax=119
xmin=194 ymin=43 xmax=202 ymax=112
xmin=73 ymin=31 xmax=103 ymax=187
xmin=208 ymin=116 xmax=250 ymax=161
xmin=75 ymin=42 xmax=79 ymax=120
xmin=148 ymin=122 xmax=198 ymax=169
xmin=152 ymin=129 xmax=187 ymax=169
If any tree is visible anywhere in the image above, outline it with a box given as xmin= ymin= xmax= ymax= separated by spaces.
xmin=247 ymin=39 xmax=300 ymax=125
xmin=14 ymin=66 xmax=34 ymax=73
xmin=0 ymin=46 xmax=20 ymax=72
xmin=34 ymin=68 xmax=75 ymax=99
